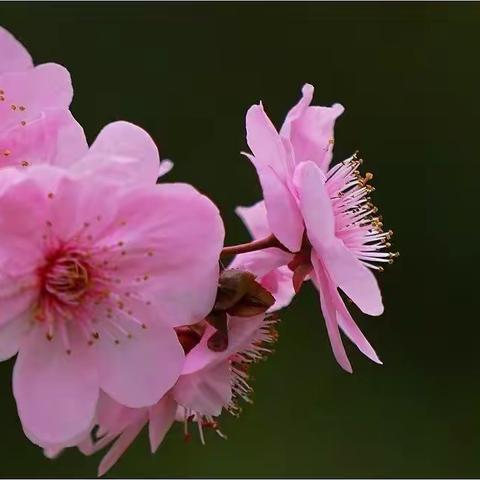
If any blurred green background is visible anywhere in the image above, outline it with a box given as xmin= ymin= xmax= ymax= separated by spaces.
xmin=0 ymin=2 xmax=477 ymax=478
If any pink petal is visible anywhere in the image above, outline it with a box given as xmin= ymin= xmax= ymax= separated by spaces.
xmin=0 ymin=27 xmax=33 ymax=74
xmin=98 ymin=415 xmax=147 ymax=477
xmin=280 ymin=84 xmax=314 ymax=137
xmin=78 ymin=434 xmax=114 ymax=457
xmin=261 ymin=265 xmax=296 ymax=311
xmin=225 ymin=314 xmax=268 ymax=353
xmin=0 ymin=273 xmax=37 ymax=325
xmin=294 ymin=160 xmax=336 ymax=248
xmin=96 ymin=317 xmax=184 ymax=408
xmin=229 ymin=247 xmax=293 ymax=278
xmin=0 ymin=170 xmax=54 ymax=269
xmin=292 ymin=104 xmax=344 ymax=172
xmin=173 ymin=361 xmax=231 ymax=417
xmin=158 ymin=159 xmax=174 ymax=177
xmin=95 ymin=392 xmax=142 ymax=434
xmin=0 ymin=311 xmax=31 ymax=360
xmin=247 ymin=153 xmax=304 ymax=252
xmin=0 ymin=109 xmax=87 ymax=170
xmin=0 ymin=165 xmax=118 ymax=272
xmin=322 ymin=241 xmax=384 ymax=316
xmin=311 ymin=255 xmax=352 ymax=373
xmin=78 ymin=394 xmax=142 ymax=457
xmin=235 ymin=201 xmax=270 ymax=240
xmin=182 ymin=315 xmax=265 ymax=375
xmin=45 ymin=110 xmax=88 ymax=166
xmin=38 ymin=170 xmax=119 ymax=242
xmin=181 ymin=324 xmax=220 ymax=375
xmin=99 ymin=182 xmax=224 ymax=327
xmin=246 ymin=103 xmax=291 ymax=180
xmin=148 ymin=394 xmax=177 ymax=453
xmin=0 ymin=63 xmax=73 ymax=133
xmin=281 ymin=84 xmax=344 ymax=172
xmin=44 ymin=446 xmax=63 ymax=459
xmin=71 ymin=121 xmax=160 ymax=185
xmin=13 ymin=326 xmax=99 ymax=446
xmin=332 ymin=289 xmax=382 ymax=365
xmin=39 ymin=423 xmax=94 ymax=458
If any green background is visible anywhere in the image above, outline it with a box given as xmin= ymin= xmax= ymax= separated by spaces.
xmin=0 ymin=2 xmax=476 ymax=478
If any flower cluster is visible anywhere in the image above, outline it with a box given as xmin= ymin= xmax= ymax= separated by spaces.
xmin=0 ymin=27 xmax=398 ymax=475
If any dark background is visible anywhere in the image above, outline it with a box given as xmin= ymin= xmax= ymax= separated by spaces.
xmin=0 ymin=2 xmax=477 ymax=478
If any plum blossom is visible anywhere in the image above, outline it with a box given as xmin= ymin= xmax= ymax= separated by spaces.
xmin=47 ymin=313 xmax=278 ymax=476
xmin=239 ymin=84 xmax=397 ymax=372
xmin=0 ymin=125 xmax=225 ymax=448
xmin=0 ymin=26 xmax=88 ymax=171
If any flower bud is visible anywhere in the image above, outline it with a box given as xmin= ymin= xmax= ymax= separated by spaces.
xmin=206 ymin=270 xmax=275 ymax=352
xmin=216 ymin=269 xmax=275 ymax=316
xmin=214 ymin=269 xmax=255 ymax=310
xmin=226 ymin=280 xmax=275 ymax=317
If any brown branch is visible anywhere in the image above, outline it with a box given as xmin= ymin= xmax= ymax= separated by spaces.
xmin=221 ymin=234 xmax=287 ymax=256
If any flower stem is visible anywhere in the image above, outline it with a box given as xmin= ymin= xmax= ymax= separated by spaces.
xmin=221 ymin=234 xmax=286 ymax=257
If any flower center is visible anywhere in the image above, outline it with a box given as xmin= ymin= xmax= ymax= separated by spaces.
xmin=42 ymin=251 xmax=91 ymax=306
xmin=326 ymin=151 xmax=399 ymax=272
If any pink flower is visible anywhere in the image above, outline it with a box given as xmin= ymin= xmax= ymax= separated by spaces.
xmin=0 ymin=128 xmax=225 ymax=447
xmin=60 ymin=314 xmax=278 ymax=476
xmin=0 ymin=26 xmax=87 ymax=170
xmin=241 ymin=84 xmax=397 ymax=372
xmin=230 ymin=201 xmax=295 ymax=311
